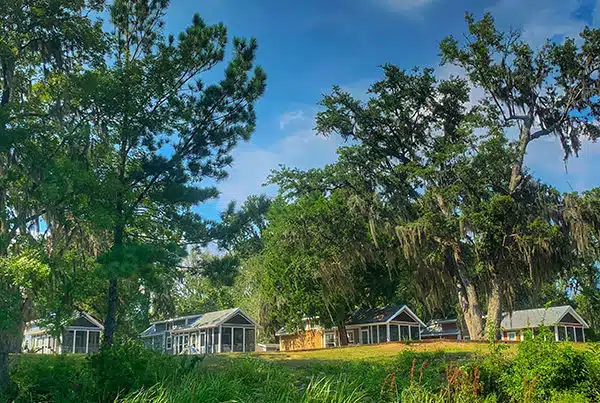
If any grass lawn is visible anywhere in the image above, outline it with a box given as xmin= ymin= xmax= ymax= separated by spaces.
xmin=252 ymin=341 xmax=498 ymax=364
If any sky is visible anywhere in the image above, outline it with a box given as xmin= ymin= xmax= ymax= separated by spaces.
xmin=159 ymin=0 xmax=600 ymax=221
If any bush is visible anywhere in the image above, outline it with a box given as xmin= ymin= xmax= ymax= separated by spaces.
xmin=7 ymin=354 xmax=94 ymax=402
xmin=500 ymin=329 xmax=589 ymax=402
xmin=88 ymin=340 xmax=203 ymax=401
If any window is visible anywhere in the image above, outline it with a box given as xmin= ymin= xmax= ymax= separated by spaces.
xmin=245 ymin=328 xmax=255 ymax=352
xmin=390 ymin=325 xmax=399 ymax=342
xmin=507 ymin=332 xmax=517 ymax=341
xmin=63 ymin=330 xmax=74 ymax=353
xmin=567 ymin=326 xmax=575 ymax=341
xmin=575 ymin=327 xmax=584 ymax=342
xmin=191 ymin=333 xmax=197 ymax=348
xmin=221 ymin=327 xmax=232 ymax=352
xmin=74 ymin=330 xmax=86 ymax=353
xmin=400 ymin=325 xmax=410 ymax=341
xmin=361 ymin=328 xmax=370 ymax=344
xmin=325 ymin=332 xmax=336 ymax=348
xmin=410 ymin=326 xmax=420 ymax=340
xmin=378 ymin=325 xmax=387 ymax=343
xmin=233 ymin=328 xmax=244 ymax=352
xmin=346 ymin=330 xmax=354 ymax=344
xmin=166 ymin=335 xmax=172 ymax=350
xmin=88 ymin=331 xmax=100 ymax=353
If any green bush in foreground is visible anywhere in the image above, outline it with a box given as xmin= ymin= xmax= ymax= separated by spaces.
xmin=3 ymin=338 xmax=600 ymax=402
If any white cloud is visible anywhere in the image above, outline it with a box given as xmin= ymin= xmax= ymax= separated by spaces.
xmin=378 ymin=0 xmax=434 ymax=12
xmin=279 ymin=110 xmax=305 ymax=129
xmin=215 ymin=118 xmax=344 ymax=208
xmin=487 ymin=0 xmax=586 ymax=48
xmin=526 ymin=136 xmax=600 ymax=193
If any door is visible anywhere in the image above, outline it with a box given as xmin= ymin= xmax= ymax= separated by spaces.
xmin=361 ymin=329 xmax=370 ymax=344
xmin=200 ymin=331 xmax=206 ymax=354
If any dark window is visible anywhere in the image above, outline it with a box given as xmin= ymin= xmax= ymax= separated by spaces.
xmin=567 ymin=326 xmax=575 ymax=341
xmin=390 ymin=325 xmax=399 ymax=341
xmin=88 ymin=332 xmax=100 ymax=353
xmin=74 ymin=331 xmax=86 ymax=353
xmin=221 ymin=327 xmax=232 ymax=352
xmin=410 ymin=326 xmax=420 ymax=340
xmin=71 ymin=316 xmax=97 ymax=328
xmin=245 ymin=328 xmax=255 ymax=352
xmin=400 ymin=325 xmax=410 ymax=340
xmin=392 ymin=311 xmax=417 ymax=323
xmin=233 ymin=328 xmax=244 ymax=352
xmin=378 ymin=325 xmax=387 ymax=342
xmin=560 ymin=312 xmax=580 ymax=325
xmin=224 ymin=313 xmax=252 ymax=325
xmin=62 ymin=330 xmax=74 ymax=353
xmin=575 ymin=327 xmax=584 ymax=342
xmin=371 ymin=326 xmax=377 ymax=344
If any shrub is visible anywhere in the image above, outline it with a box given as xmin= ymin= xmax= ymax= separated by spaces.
xmin=500 ymin=329 xmax=588 ymax=402
xmin=7 ymin=354 xmax=95 ymax=402
xmin=88 ymin=339 xmax=203 ymax=401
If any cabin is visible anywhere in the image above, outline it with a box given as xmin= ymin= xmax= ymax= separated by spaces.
xmin=500 ymin=305 xmax=589 ymax=342
xmin=140 ymin=308 xmax=258 ymax=354
xmin=276 ymin=305 xmax=426 ymax=352
xmin=22 ymin=311 xmax=104 ymax=354
xmin=421 ymin=318 xmax=463 ymax=341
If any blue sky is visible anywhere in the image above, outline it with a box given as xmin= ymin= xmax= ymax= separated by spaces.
xmin=161 ymin=0 xmax=600 ymax=221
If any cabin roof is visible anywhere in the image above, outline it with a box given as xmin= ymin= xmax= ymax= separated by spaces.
xmin=500 ymin=305 xmax=589 ymax=330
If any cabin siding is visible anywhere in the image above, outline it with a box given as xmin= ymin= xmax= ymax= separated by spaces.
xmin=279 ymin=329 xmax=324 ymax=351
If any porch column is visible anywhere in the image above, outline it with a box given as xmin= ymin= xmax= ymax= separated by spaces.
xmin=554 ymin=325 xmax=559 ymax=341
xmin=218 ymin=325 xmax=222 ymax=353
xmin=231 ymin=327 xmax=234 ymax=351
xmin=376 ymin=325 xmax=379 ymax=343
xmin=583 ymin=328 xmax=586 ymax=342
xmin=243 ymin=327 xmax=246 ymax=352
xmin=359 ymin=328 xmax=363 ymax=344
xmin=86 ymin=330 xmax=90 ymax=354
xmin=386 ymin=324 xmax=390 ymax=342
xmin=408 ymin=325 xmax=412 ymax=341
xmin=72 ymin=330 xmax=76 ymax=353
xmin=573 ymin=327 xmax=577 ymax=342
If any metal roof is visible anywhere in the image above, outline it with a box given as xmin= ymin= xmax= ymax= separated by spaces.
xmin=500 ymin=305 xmax=589 ymax=330
xmin=421 ymin=318 xmax=460 ymax=337
xmin=141 ymin=308 xmax=257 ymax=337
xmin=276 ymin=305 xmax=425 ymax=336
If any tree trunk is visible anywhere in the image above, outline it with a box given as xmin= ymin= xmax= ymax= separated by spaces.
xmin=103 ymin=278 xmax=118 ymax=346
xmin=104 ymin=219 xmax=124 ymax=347
xmin=337 ymin=323 xmax=349 ymax=346
xmin=456 ymin=271 xmax=485 ymax=340
xmin=486 ymin=276 xmax=503 ymax=341
xmin=0 ymin=351 xmax=8 ymax=394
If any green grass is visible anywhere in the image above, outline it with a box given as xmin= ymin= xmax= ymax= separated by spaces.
xmin=4 ymin=340 xmax=599 ymax=402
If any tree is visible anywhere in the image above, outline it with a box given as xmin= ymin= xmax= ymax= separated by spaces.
xmin=439 ymin=13 xmax=600 ymax=337
xmin=261 ymin=187 xmax=401 ymax=346
xmin=74 ymin=0 xmax=266 ymax=345
xmin=0 ymin=0 xmax=104 ymax=391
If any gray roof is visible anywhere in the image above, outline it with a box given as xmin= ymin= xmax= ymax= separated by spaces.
xmin=141 ymin=308 xmax=255 ymax=337
xmin=346 ymin=305 xmax=403 ymax=325
xmin=500 ymin=305 xmax=589 ymax=330
xmin=421 ymin=318 xmax=460 ymax=338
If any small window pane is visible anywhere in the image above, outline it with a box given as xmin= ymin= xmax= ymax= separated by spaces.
xmin=74 ymin=331 xmax=86 ymax=353
xmin=575 ymin=327 xmax=584 ymax=342
xmin=233 ymin=328 xmax=244 ymax=352
xmin=567 ymin=326 xmax=575 ymax=341
xmin=245 ymin=328 xmax=255 ymax=352
xmin=88 ymin=332 xmax=100 ymax=353
xmin=378 ymin=325 xmax=387 ymax=343
xmin=390 ymin=325 xmax=399 ymax=341
xmin=400 ymin=325 xmax=410 ymax=340
xmin=410 ymin=326 xmax=420 ymax=340
xmin=63 ymin=330 xmax=74 ymax=354
xmin=221 ymin=327 xmax=232 ymax=352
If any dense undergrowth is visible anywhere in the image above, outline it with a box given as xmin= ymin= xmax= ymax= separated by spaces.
xmin=2 ymin=335 xmax=600 ymax=402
